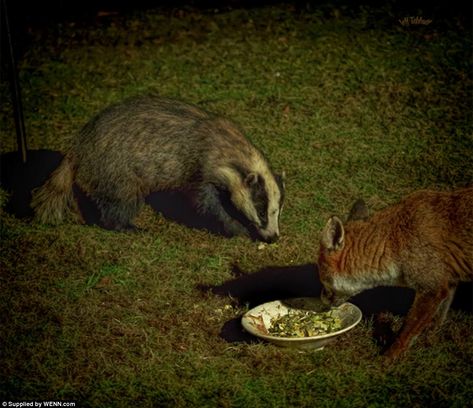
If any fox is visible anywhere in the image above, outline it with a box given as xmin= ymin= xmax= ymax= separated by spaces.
xmin=317 ymin=187 xmax=473 ymax=360
xmin=31 ymin=96 xmax=285 ymax=242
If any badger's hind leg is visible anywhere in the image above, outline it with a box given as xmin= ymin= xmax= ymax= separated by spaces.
xmin=93 ymin=190 xmax=143 ymax=231
xmin=76 ymin=157 xmax=146 ymax=231
xmin=195 ymin=183 xmax=248 ymax=237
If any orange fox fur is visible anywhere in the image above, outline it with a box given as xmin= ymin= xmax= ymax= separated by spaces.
xmin=318 ymin=187 xmax=473 ymax=360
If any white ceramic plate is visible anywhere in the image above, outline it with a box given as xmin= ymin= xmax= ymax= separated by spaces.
xmin=241 ymin=297 xmax=362 ymax=350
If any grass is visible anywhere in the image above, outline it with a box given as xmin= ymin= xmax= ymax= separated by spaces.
xmin=1 ymin=2 xmax=472 ymax=407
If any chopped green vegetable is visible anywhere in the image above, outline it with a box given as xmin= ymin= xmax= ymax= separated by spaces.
xmin=268 ymin=310 xmax=343 ymax=337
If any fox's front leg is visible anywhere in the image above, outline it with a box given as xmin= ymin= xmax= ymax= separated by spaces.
xmin=384 ymin=286 xmax=450 ymax=361
xmin=431 ymin=284 xmax=456 ymax=329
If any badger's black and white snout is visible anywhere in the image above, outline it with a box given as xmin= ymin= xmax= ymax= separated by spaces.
xmin=217 ymin=164 xmax=284 ymax=243
xmin=242 ymin=171 xmax=284 ymax=243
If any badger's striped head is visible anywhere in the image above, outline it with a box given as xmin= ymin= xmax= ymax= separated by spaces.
xmin=223 ymin=164 xmax=284 ymax=243
xmin=215 ymin=161 xmax=285 ymax=242
xmin=242 ymin=171 xmax=285 ymax=242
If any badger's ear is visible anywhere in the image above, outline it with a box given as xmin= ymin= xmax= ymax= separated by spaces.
xmin=347 ymin=198 xmax=369 ymax=222
xmin=321 ymin=216 xmax=345 ymax=251
xmin=244 ymin=172 xmax=259 ymax=186
xmin=275 ymin=171 xmax=286 ymax=191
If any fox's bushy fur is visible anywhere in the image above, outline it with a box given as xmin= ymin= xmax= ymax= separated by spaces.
xmin=318 ymin=187 xmax=473 ymax=360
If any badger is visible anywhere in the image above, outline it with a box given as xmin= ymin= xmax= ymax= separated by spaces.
xmin=31 ymin=96 xmax=285 ymax=242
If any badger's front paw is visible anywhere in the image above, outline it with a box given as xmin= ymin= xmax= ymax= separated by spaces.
xmin=222 ymin=219 xmax=249 ymax=237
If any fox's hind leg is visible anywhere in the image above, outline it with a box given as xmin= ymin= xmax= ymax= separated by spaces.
xmin=384 ymin=285 xmax=451 ymax=361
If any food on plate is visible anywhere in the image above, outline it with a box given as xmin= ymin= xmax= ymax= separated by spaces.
xmin=268 ymin=309 xmax=342 ymax=337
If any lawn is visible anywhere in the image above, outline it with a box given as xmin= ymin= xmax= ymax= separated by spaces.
xmin=1 ymin=2 xmax=472 ymax=407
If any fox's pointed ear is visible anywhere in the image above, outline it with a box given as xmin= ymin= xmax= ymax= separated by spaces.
xmin=321 ymin=216 xmax=345 ymax=251
xmin=347 ymin=198 xmax=369 ymax=222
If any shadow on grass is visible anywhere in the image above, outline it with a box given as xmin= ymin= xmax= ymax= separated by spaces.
xmin=199 ymin=263 xmax=472 ymax=344
xmin=0 ymin=150 xmax=63 ymax=218
xmin=0 ymin=149 xmax=235 ymax=236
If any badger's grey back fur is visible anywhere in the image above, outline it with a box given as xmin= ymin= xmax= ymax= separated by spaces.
xmin=32 ymin=96 xmax=284 ymax=241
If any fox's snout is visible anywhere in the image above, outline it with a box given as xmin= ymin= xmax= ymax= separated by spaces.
xmin=321 ymin=287 xmax=346 ymax=307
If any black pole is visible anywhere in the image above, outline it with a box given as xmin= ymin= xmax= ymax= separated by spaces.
xmin=1 ymin=0 xmax=28 ymax=163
